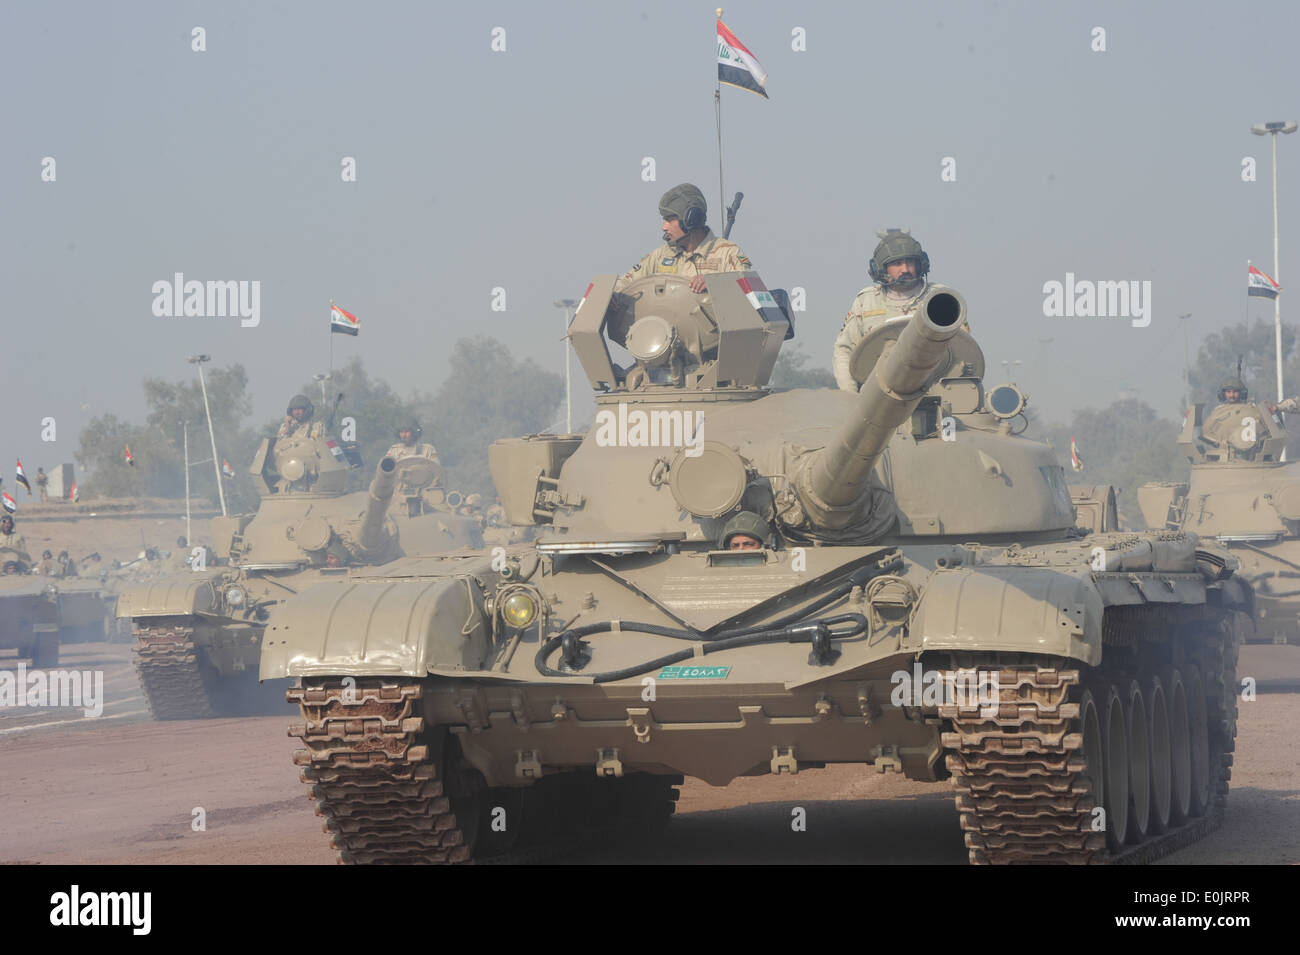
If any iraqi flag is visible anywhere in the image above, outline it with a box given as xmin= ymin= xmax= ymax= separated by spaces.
xmin=69 ymin=481 xmax=78 ymax=503
xmin=15 ymin=461 xmax=31 ymax=496
xmin=124 ymin=444 xmax=135 ymax=466
xmin=330 ymin=302 xmax=360 ymax=336
xmin=717 ymin=18 xmax=768 ymax=99
xmin=221 ymin=458 xmax=236 ymax=479
xmin=2 ymin=491 xmax=16 ymax=514
xmin=1070 ymin=437 xmax=1084 ymax=473
xmin=1249 ymin=264 xmax=1281 ymax=299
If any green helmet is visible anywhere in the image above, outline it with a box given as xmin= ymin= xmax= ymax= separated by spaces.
xmin=720 ymin=511 xmax=771 ymax=549
xmin=287 ymin=394 xmax=315 ymax=418
xmin=658 ymin=183 xmax=707 ymax=232
xmin=396 ymin=417 xmax=422 ymax=441
xmin=1219 ymin=377 xmax=1248 ymax=401
xmin=868 ymin=229 xmax=930 ymax=285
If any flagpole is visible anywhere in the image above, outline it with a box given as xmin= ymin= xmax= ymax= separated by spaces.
xmin=715 ymin=8 xmax=725 ymax=220
xmin=183 ymin=422 xmax=191 ymax=548
xmin=329 ymin=299 xmax=335 ymax=381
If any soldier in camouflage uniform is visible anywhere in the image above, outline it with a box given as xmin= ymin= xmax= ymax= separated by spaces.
xmin=833 ymin=230 xmax=959 ymax=392
xmin=274 ymin=394 xmax=326 ymax=491
xmin=0 ymin=514 xmax=28 ymax=557
xmin=385 ymin=418 xmax=440 ymax=468
xmin=614 ymin=184 xmax=753 ymax=294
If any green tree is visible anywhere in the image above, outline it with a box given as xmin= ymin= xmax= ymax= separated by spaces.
xmin=1041 ymin=398 xmax=1187 ymax=526
xmin=415 ymin=338 xmax=563 ymax=495
xmin=770 ymin=345 xmax=836 ymax=390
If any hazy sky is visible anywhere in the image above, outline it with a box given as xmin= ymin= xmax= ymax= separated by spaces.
xmin=3 ymin=0 xmax=1297 ymax=484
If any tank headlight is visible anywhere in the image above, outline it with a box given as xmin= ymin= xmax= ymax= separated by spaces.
xmin=225 ymin=586 xmax=246 ymax=608
xmin=500 ymin=591 xmax=538 ymax=629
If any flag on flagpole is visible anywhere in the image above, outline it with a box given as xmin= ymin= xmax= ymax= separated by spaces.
xmin=1249 ymin=264 xmax=1281 ymax=299
xmin=69 ymin=481 xmax=79 ymax=503
xmin=124 ymin=444 xmax=135 ymax=466
xmin=717 ymin=17 xmax=768 ymax=98
xmin=1070 ymin=437 xmax=1084 ymax=472
xmin=15 ymin=461 xmax=31 ymax=496
xmin=2 ymin=491 xmax=16 ymax=513
xmin=221 ymin=458 xmax=236 ymax=479
xmin=330 ymin=303 xmax=360 ymax=336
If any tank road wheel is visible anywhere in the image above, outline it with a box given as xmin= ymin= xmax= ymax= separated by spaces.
xmin=1146 ymin=675 xmax=1173 ymax=835
xmin=1181 ymin=664 xmax=1212 ymax=818
xmin=1100 ymin=683 xmax=1129 ymax=854
xmin=1122 ymin=679 xmax=1151 ymax=845
xmin=1077 ymin=688 xmax=1106 ymax=835
xmin=1162 ymin=669 xmax=1192 ymax=825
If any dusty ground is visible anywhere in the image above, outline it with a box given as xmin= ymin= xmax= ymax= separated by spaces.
xmin=1 ymin=642 xmax=1296 ymax=865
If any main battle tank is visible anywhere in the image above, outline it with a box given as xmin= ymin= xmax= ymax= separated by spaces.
xmin=0 ymin=543 xmax=111 ymax=667
xmin=118 ymin=428 xmax=483 ymax=720
xmin=264 ymin=273 xmax=1249 ymax=864
xmin=1139 ymin=396 xmax=1300 ymax=643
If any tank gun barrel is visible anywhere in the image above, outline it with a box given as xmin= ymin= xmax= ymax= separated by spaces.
xmin=798 ymin=288 xmax=966 ymax=528
xmin=358 ymin=457 xmax=399 ymax=553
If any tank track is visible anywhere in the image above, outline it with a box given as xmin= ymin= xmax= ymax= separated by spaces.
xmin=132 ymin=623 xmax=219 ymax=721
xmin=288 ymin=677 xmax=680 ymax=864
xmin=941 ymin=614 xmax=1239 ymax=865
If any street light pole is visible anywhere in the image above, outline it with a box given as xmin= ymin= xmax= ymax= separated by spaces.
xmin=188 ymin=354 xmax=228 ymax=517
xmin=1178 ymin=313 xmax=1192 ymax=411
xmin=554 ymin=299 xmax=580 ymax=433
xmin=1251 ymin=121 xmax=1297 ymax=404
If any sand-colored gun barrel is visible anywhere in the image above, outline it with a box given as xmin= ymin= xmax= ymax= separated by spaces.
xmin=800 ymin=289 xmax=966 ymax=525
xmin=358 ymin=457 xmax=399 ymax=553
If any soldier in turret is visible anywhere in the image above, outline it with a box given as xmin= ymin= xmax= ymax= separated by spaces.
xmin=385 ymin=418 xmax=440 ymax=467
xmin=273 ymin=394 xmax=327 ymax=491
xmin=37 ymin=549 xmax=57 ymax=576
xmin=720 ymin=511 xmax=772 ymax=551
xmin=56 ymin=550 xmax=77 ymax=577
xmin=833 ymin=230 xmax=960 ymax=392
xmin=1219 ymin=377 xmax=1249 ymax=405
xmin=614 ymin=184 xmax=753 ymax=295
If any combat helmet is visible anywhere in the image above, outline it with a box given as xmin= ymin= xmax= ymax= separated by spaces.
xmin=1218 ymin=376 xmax=1248 ymax=402
xmin=658 ymin=184 xmax=708 ymax=232
xmin=395 ymin=417 xmax=423 ymax=442
xmin=868 ymin=229 xmax=931 ymax=287
xmin=287 ymin=394 xmax=315 ymax=419
xmin=719 ymin=511 xmax=771 ymax=549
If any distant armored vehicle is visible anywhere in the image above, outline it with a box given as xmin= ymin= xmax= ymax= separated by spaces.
xmin=118 ymin=428 xmax=482 ymax=720
xmin=267 ymin=274 xmax=1248 ymax=864
xmin=1140 ymin=387 xmax=1299 ymax=643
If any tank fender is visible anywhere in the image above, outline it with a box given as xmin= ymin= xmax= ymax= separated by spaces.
xmin=259 ymin=574 xmax=491 ymax=680
xmin=114 ymin=572 xmax=222 ymax=619
xmin=911 ymin=566 xmax=1105 ymax=666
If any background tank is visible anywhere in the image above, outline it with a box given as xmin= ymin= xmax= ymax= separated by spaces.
xmin=117 ymin=428 xmax=484 ymax=720
xmin=1139 ymin=398 xmax=1300 ymax=643
xmin=264 ymin=272 xmax=1249 ymax=864
xmin=0 ymin=542 xmax=112 ymax=667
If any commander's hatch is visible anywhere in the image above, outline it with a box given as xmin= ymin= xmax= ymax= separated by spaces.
xmin=569 ymin=272 xmax=792 ymax=392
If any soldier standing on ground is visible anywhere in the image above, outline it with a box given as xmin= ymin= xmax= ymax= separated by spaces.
xmin=833 ymin=230 xmax=959 ymax=392
xmin=614 ymin=184 xmax=753 ymax=295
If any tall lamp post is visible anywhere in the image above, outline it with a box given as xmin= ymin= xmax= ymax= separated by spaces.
xmin=1178 ymin=313 xmax=1192 ymax=411
xmin=1251 ymin=120 xmax=1297 ymax=403
xmin=554 ymin=299 xmax=580 ymax=433
xmin=188 ymin=354 xmax=228 ymax=517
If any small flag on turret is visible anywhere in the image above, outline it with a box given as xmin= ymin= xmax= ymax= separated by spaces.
xmin=124 ymin=444 xmax=135 ymax=466
xmin=717 ymin=17 xmax=768 ymax=99
xmin=330 ymin=302 xmax=360 ymax=336
xmin=69 ymin=481 xmax=79 ymax=503
xmin=2 ymin=491 xmax=16 ymax=513
xmin=15 ymin=461 xmax=31 ymax=496
xmin=1249 ymin=264 xmax=1281 ymax=299
xmin=221 ymin=458 xmax=236 ymax=479
xmin=1070 ymin=437 xmax=1084 ymax=472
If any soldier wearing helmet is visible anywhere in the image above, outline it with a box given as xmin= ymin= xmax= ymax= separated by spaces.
xmin=279 ymin=394 xmax=322 ymax=440
xmin=833 ymin=229 xmax=961 ymax=392
xmin=272 ymin=394 xmax=327 ymax=491
xmin=1218 ymin=377 xmax=1248 ymax=404
xmin=0 ymin=514 xmax=27 ymax=556
xmin=613 ymin=183 xmax=753 ymax=294
xmin=385 ymin=417 xmax=441 ymax=467
xmin=719 ymin=511 xmax=772 ymax=551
